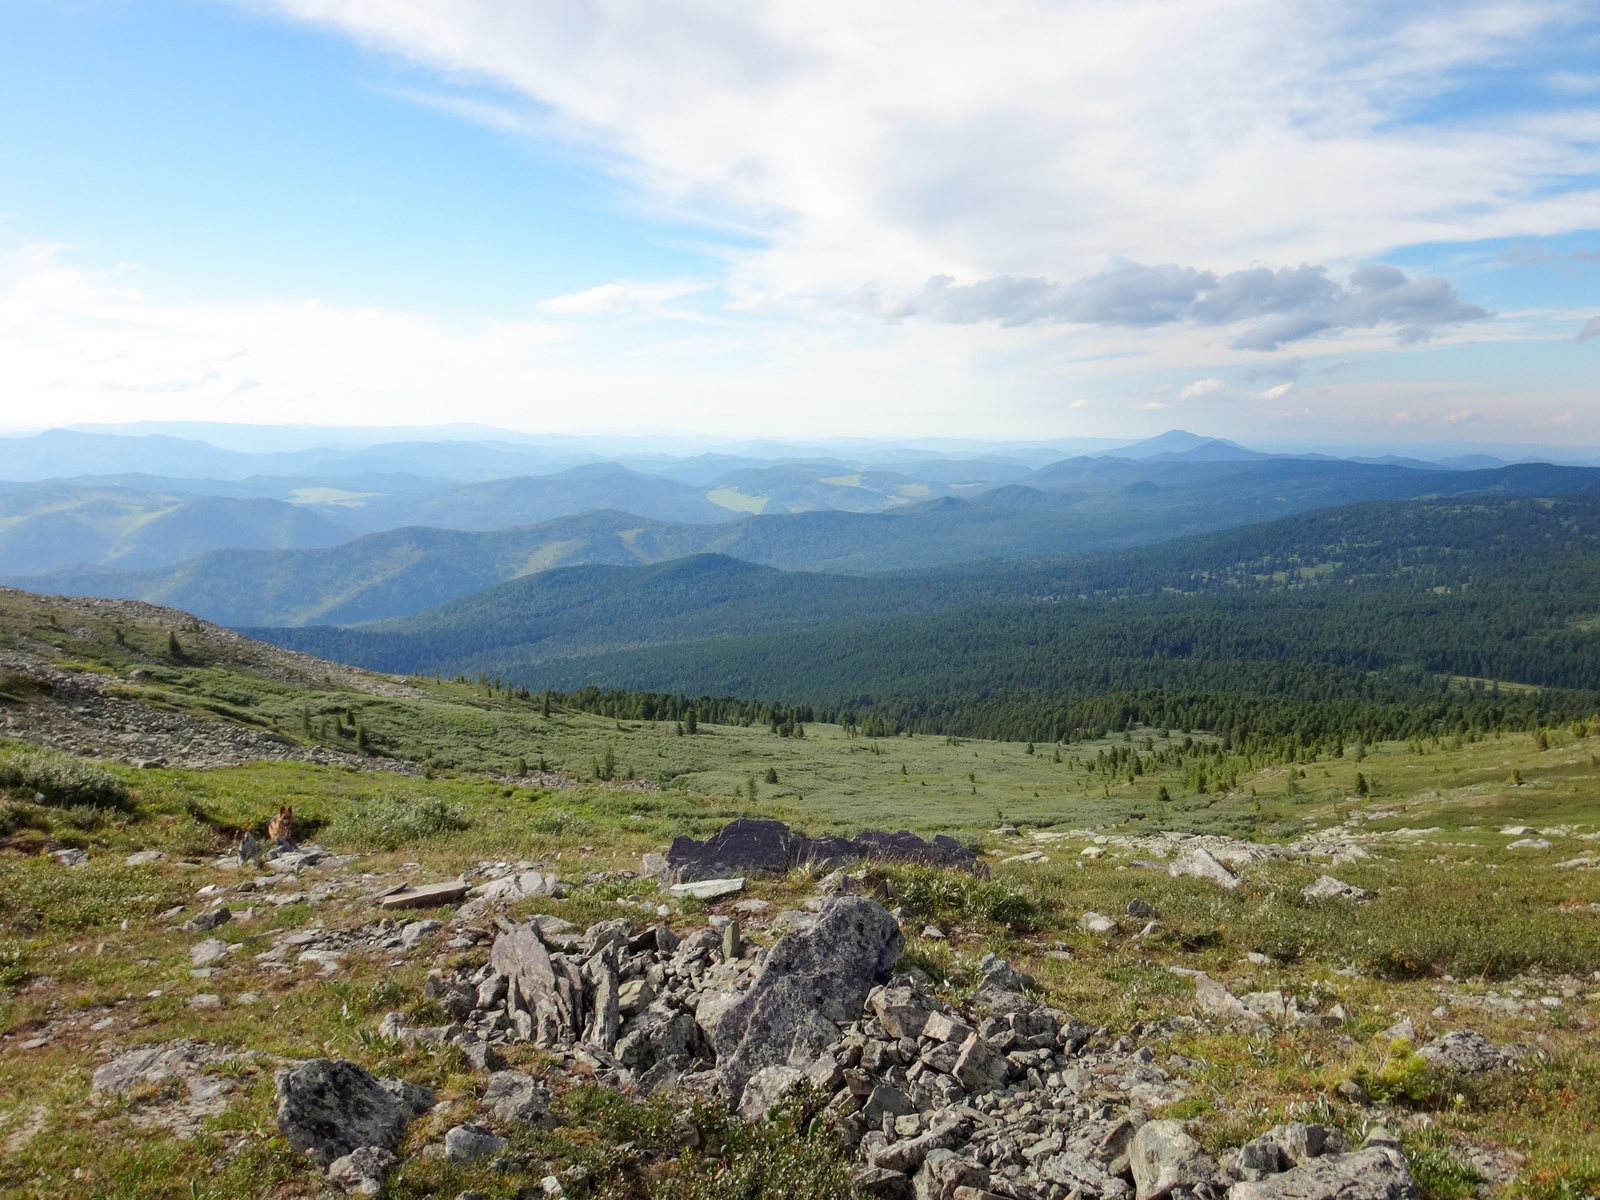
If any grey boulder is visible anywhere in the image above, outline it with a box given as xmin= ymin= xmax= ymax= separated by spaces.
xmin=1301 ymin=876 xmax=1371 ymax=902
xmin=483 ymin=1070 xmax=554 ymax=1124
xmin=714 ymin=895 xmax=903 ymax=1101
xmin=445 ymin=1123 xmax=507 ymax=1162
xmin=738 ymin=1064 xmax=806 ymax=1121
xmin=275 ymin=1058 xmax=435 ymax=1170
xmin=1130 ymin=1119 xmax=1223 ymax=1200
xmin=1227 ymin=1147 xmax=1419 ymax=1199
xmin=326 ymin=1146 xmax=399 ymax=1196
xmin=1417 ymin=1029 xmax=1519 ymax=1073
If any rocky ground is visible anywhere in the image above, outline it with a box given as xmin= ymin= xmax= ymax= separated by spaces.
xmin=12 ymin=815 xmax=1577 ymax=1200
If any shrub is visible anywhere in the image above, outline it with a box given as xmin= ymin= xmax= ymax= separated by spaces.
xmin=0 ymin=748 xmax=130 ymax=809
xmin=885 ymin=864 xmax=1040 ymax=931
xmin=324 ymin=794 xmax=471 ymax=851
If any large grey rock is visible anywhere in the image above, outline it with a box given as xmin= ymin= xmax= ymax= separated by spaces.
xmin=738 ymin=1065 xmax=805 ymax=1121
xmin=1192 ymin=973 xmax=1258 ymax=1025
xmin=274 ymin=1059 xmax=434 ymax=1170
xmin=975 ymin=953 xmax=1036 ymax=993
xmin=187 ymin=906 xmax=232 ymax=932
xmin=326 ymin=1146 xmax=399 ymax=1196
xmin=914 ymin=1148 xmax=989 ymax=1200
xmin=91 ymin=1040 xmax=216 ymax=1094
xmin=190 ymin=938 xmax=230 ymax=966
xmin=1416 ymin=1029 xmax=1517 ymax=1073
xmin=1169 ymin=848 xmax=1241 ymax=889
xmin=482 ymin=1071 xmax=553 ymax=1124
xmin=1227 ymin=1147 xmax=1419 ymax=1199
xmin=1130 ymin=1119 xmax=1223 ymax=1200
xmin=1301 ymin=876 xmax=1371 ymax=902
xmin=616 ymin=1008 xmax=700 ymax=1072
xmin=713 ymin=895 xmax=903 ymax=1101
xmin=491 ymin=927 xmax=564 ymax=1044
xmin=445 ymin=1123 xmax=507 ymax=1162
xmin=855 ymin=1165 xmax=916 ymax=1200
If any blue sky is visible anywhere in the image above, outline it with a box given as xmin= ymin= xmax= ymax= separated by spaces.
xmin=1 ymin=0 xmax=1597 ymax=446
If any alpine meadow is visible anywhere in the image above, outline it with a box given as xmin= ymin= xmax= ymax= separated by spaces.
xmin=4 ymin=3 xmax=1600 ymax=1199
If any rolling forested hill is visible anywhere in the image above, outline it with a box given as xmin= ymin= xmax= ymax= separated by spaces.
xmin=247 ymin=495 xmax=1600 ymax=745
xmin=15 ymin=459 xmax=1600 ymax=626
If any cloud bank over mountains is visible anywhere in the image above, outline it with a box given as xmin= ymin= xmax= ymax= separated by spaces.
xmin=852 ymin=260 xmax=1494 ymax=349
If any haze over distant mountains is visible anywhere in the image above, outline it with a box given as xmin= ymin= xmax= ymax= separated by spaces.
xmin=5 ymin=421 xmax=1600 ymax=629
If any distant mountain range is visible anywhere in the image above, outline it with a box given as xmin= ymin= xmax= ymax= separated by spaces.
xmin=11 ymin=458 xmax=1600 ymax=626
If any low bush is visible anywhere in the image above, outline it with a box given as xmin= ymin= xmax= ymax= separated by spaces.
xmin=324 ymin=794 xmax=471 ymax=851
xmin=0 ymin=749 xmax=130 ymax=809
xmin=885 ymin=863 xmax=1041 ymax=931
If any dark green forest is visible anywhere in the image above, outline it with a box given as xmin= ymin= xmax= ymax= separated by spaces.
xmin=250 ymin=495 xmax=1600 ymax=756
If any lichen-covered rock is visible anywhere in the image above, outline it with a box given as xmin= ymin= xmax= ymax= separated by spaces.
xmin=326 ymin=1146 xmax=399 ymax=1196
xmin=483 ymin=1071 xmax=553 ymax=1124
xmin=445 ymin=1123 xmax=507 ymax=1162
xmin=1416 ymin=1030 xmax=1519 ymax=1073
xmin=714 ymin=895 xmax=903 ymax=1101
xmin=1301 ymin=876 xmax=1371 ymax=902
xmin=1168 ymin=848 xmax=1240 ymax=889
xmin=738 ymin=1064 xmax=805 ymax=1121
xmin=1129 ymin=1119 xmax=1223 ymax=1200
xmin=274 ymin=1059 xmax=434 ymax=1170
xmin=1227 ymin=1147 xmax=1420 ymax=1199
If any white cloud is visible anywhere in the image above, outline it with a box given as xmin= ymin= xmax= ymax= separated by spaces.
xmin=855 ymin=259 xmax=1492 ymax=347
xmin=538 ymin=283 xmax=633 ymax=315
xmin=266 ymin=0 xmax=1600 ymax=305
xmin=1179 ymin=378 xmax=1227 ymax=400
xmin=1261 ymin=383 xmax=1293 ymax=400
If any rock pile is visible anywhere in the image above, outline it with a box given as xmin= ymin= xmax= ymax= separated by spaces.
xmin=662 ymin=818 xmax=986 ymax=884
xmin=368 ymin=893 xmax=1419 ymax=1200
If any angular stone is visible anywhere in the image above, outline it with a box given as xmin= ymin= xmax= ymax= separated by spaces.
xmin=924 ymin=1012 xmax=975 ymax=1043
xmin=713 ymin=895 xmax=903 ymax=1101
xmin=188 ymin=906 xmax=232 ymax=932
xmin=1192 ymin=972 xmax=1258 ymax=1025
xmin=1127 ymin=897 xmax=1158 ymax=919
xmin=125 ymin=850 xmax=166 ymax=866
xmin=952 ymin=1033 xmax=1011 ymax=1094
xmin=483 ymin=1070 xmax=552 ymax=1123
xmin=872 ymin=1115 xmax=966 ymax=1173
xmin=1079 ymin=912 xmax=1117 ymax=935
xmin=1228 ymin=1147 xmax=1420 ymax=1199
xmin=275 ymin=1059 xmax=434 ymax=1170
xmin=491 ymin=928 xmax=562 ymax=1043
xmin=975 ymin=954 xmax=1036 ymax=993
xmin=856 ymin=1165 xmax=916 ymax=1200
xmin=379 ymin=880 xmax=469 ymax=910
xmin=191 ymin=938 xmax=230 ymax=966
xmin=1302 ymin=876 xmax=1371 ymax=902
xmin=863 ymin=1083 xmax=916 ymax=1126
xmin=445 ymin=1123 xmax=507 ymax=1162
xmin=477 ymin=870 xmax=564 ymax=904
xmin=914 ymin=1148 xmax=988 ymax=1200
xmin=1168 ymin=848 xmax=1240 ymax=889
xmin=739 ymin=1064 xmax=805 ymax=1121
xmin=669 ymin=877 xmax=746 ymax=900
xmin=1129 ymin=1119 xmax=1223 ymax=1200
xmin=326 ymin=1146 xmax=398 ymax=1196
xmin=872 ymin=986 xmax=934 ymax=1039
xmin=459 ymin=1043 xmax=506 ymax=1073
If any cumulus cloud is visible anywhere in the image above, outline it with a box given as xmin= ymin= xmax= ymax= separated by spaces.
xmin=267 ymin=0 xmax=1600 ymax=303
xmin=865 ymin=260 xmax=1492 ymax=348
xmin=1179 ymin=378 xmax=1226 ymax=400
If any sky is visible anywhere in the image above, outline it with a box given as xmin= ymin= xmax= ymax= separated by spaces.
xmin=0 ymin=0 xmax=1597 ymax=446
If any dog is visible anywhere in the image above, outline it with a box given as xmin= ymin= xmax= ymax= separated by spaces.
xmin=267 ymin=805 xmax=294 ymax=843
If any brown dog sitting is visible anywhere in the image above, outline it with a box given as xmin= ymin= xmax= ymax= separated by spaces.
xmin=267 ymin=805 xmax=294 ymax=843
